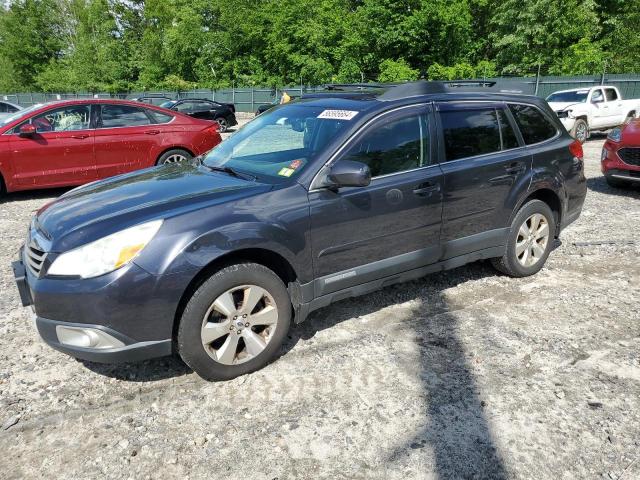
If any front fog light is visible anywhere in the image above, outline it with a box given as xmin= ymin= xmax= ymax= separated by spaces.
xmin=56 ymin=326 xmax=125 ymax=349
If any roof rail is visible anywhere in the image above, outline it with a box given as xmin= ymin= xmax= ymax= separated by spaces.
xmin=322 ymin=83 xmax=394 ymax=91
xmin=378 ymin=80 xmax=533 ymax=101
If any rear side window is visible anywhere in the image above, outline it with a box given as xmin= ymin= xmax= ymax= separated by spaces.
xmin=147 ymin=109 xmax=174 ymax=124
xmin=508 ymin=104 xmax=557 ymax=144
xmin=440 ymin=108 xmax=501 ymax=161
xmin=99 ymin=105 xmax=151 ymax=128
xmin=605 ymin=88 xmax=618 ymax=102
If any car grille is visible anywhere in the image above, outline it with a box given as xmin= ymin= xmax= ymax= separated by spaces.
xmin=25 ymin=240 xmax=47 ymax=277
xmin=618 ymin=147 xmax=640 ymax=166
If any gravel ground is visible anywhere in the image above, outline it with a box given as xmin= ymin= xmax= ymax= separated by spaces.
xmin=0 ymin=128 xmax=639 ymax=480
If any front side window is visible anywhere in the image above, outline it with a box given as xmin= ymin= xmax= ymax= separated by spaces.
xmin=99 ymin=105 xmax=151 ymax=128
xmin=203 ymin=104 xmax=355 ymax=182
xmin=190 ymin=101 xmax=214 ymax=112
xmin=591 ymin=89 xmax=604 ymax=103
xmin=508 ymin=104 xmax=557 ymax=145
xmin=339 ymin=113 xmax=429 ymax=177
xmin=31 ymin=105 xmax=91 ymax=133
xmin=174 ymin=102 xmax=193 ymax=113
xmin=440 ymin=108 xmax=502 ymax=161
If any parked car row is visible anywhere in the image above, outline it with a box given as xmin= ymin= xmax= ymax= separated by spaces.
xmin=0 ymin=99 xmax=222 ymax=194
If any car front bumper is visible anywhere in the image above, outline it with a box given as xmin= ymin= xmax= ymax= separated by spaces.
xmin=601 ymin=142 xmax=640 ymax=182
xmin=12 ymin=252 xmax=185 ymax=363
xmin=559 ymin=117 xmax=576 ymax=132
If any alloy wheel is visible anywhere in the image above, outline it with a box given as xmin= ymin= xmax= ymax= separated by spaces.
xmin=575 ymin=122 xmax=587 ymax=143
xmin=216 ymin=118 xmax=228 ymax=132
xmin=162 ymin=153 xmax=187 ymax=164
xmin=200 ymin=285 xmax=278 ymax=365
xmin=515 ymin=213 xmax=550 ymax=267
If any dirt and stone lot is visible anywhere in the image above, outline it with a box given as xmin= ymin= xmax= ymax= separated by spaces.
xmin=0 ymin=129 xmax=638 ymax=479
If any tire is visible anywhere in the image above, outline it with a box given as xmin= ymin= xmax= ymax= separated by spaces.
xmin=491 ymin=200 xmax=556 ymax=278
xmin=605 ymin=176 xmax=629 ymax=188
xmin=177 ymin=263 xmax=292 ymax=381
xmin=156 ymin=149 xmax=192 ymax=166
xmin=570 ymin=119 xmax=589 ymax=143
xmin=215 ymin=117 xmax=228 ymax=132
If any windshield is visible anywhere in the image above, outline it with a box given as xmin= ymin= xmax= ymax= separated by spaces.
xmin=203 ymin=104 xmax=356 ymax=181
xmin=0 ymin=103 xmax=43 ymax=126
xmin=546 ymin=90 xmax=589 ymax=103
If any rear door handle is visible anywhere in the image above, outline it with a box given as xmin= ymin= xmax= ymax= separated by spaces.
xmin=71 ymin=134 xmax=89 ymax=139
xmin=413 ymin=182 xmax=440 ymax=196
xmin=505 ymin=162 xmax=526 ymax=174
xmin=144 ymin=130 xmax=160 ymax=135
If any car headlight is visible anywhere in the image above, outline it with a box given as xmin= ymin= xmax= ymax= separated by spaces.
xmin=48 ymin=220 xmax=163 ymax=278
xmin=607 ymin=127 xmax=622 ymax=142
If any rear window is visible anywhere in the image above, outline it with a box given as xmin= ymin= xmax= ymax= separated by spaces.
xmin=148 ymin=109 xmax=174 ymax=124
xmin=99 ymin=105 xmax=151 ymax=128
xmin=508 ymin=104 xmax=557 ymax=144
xmin=440 ymin=108 xmax=502 ymax=161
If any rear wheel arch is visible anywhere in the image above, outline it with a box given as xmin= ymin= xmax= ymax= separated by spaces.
xmin=172 ymin=248 xmax=299 ymax=340
xmin=513 ymin=188 xmax=562 ymax=237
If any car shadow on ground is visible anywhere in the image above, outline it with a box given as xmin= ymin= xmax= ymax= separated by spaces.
xmin=284 ymin=260 xmax=508 ymax=477
xmin=0 ymin=187 xmax=70 ymax=204
xmin=587 ymin=175 xmax=640 ymax=198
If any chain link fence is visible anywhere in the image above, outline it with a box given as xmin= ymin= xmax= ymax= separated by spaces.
xmin=3 ymin=75 xmax=640 ymax=113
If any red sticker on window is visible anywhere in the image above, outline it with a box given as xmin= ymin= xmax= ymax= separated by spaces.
xmin=289 ymin=159 xmax=303 ymax=169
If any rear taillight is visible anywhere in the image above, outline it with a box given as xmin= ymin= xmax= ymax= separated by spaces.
xmin=207 ymin=122 xmax=220 ymax=134
xmin=569 ymin=139 xmax=583 ymax=159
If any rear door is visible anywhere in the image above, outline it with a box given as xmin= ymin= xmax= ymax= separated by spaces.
xmin=9 ymin=104 xmax=96 ymax=187
xmin=94 ymin=103 xmax=159 ymax=176
xmin=436 ymin=102 xmax=530 ymax=249
xmin=308 ymin=104 xmax=444 ymax=295
xmin=604 ymin=88 xmax=625 ymax=124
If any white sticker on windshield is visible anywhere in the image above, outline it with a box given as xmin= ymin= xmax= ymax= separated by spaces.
xmin=317 ymin=109 xmax=359 ymax=120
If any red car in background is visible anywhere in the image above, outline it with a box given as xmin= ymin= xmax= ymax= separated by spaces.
xmin=601 ymin=119 xmax=640 ymax=188
xmin=0 ymin=99 xmax=221 ymax=195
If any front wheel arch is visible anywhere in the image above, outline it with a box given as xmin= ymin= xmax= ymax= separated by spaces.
xmin=155 ymin=147 xmax=195 ymax=165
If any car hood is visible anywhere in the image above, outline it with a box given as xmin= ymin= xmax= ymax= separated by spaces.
xmin=547 ymin=101 xmax=582 ymax=112
xmin=35 ymin=164 xmax=272 ymax=252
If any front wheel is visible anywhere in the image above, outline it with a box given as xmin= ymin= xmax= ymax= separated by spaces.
xmin=491 ymin=200 xmax=556 ymax=278
xmin=177 ymin=263 xmax=292 ymax=381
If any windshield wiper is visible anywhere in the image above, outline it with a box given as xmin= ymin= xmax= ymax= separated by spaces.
xmin=205 ymin=164 xmax=256 ymax=180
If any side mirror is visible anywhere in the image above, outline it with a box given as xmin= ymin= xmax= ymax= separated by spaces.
xmin=18 ymin=124 xmax=37 ymax=137
xmin=326 ymin=160 xmax=371 ymax=188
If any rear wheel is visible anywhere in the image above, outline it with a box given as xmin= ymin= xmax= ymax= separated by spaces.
xmin=571 ymin=119 xmax=589 ymax=143
xmin=156 ymin=149 xmax=192 ymax=166
xmin=177 ymin=263 xmax=291 ymax=381
xmin=491 ymin=200 xmax=555 ymax=278
xmin=215 ymin=117 xmax=228 ymax=133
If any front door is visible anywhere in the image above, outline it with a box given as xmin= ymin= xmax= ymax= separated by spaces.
xmin=308 ymin=105 xmax=444 ymax=296
xmin=436 ymin=102 xmax=531 ymax=250
xmin=10 ymin=104 xmax=96 ymax=187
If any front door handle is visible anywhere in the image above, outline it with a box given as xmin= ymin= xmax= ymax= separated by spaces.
xmin=505 ymin=162 xmax=526 ymax=175
xmin=144 ymin=130 xmax=160 ymax=135
xmin=413 ymin=182 xmax=440 ymax=196
xmin=71 ymin=134 xmax=89 ymax=139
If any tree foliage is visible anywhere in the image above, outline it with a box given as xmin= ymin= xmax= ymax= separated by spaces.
xmin=0 ymin=0 xmax=638 ymax=92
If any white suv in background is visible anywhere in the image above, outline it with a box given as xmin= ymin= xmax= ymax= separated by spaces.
xmin=547 ymin=86 xmax=640 ymax=142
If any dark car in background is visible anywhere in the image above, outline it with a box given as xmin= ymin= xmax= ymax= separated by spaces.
xmin=0 ymin=99 xmax=221 ymax=194
xmin=13 ymin=81 xmax=586 ymax=381
xmin=132 ymin=95 xmax=173 ymax=106
xmin=0 ymin=100 xmax=22 ymax=121
xmin=160 ymin=99 xmax=237 ymax=132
